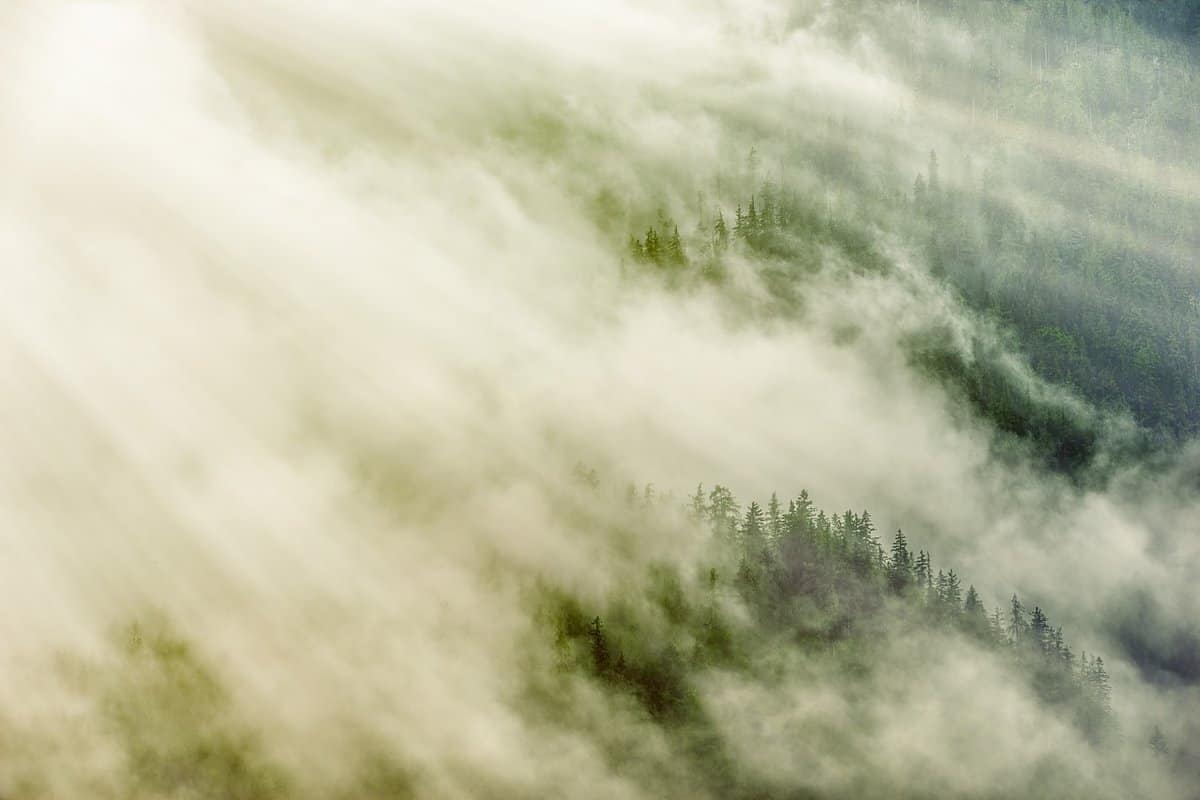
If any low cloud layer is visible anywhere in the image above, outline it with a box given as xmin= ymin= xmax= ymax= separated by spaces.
xmin=0 ymin=1 xmax=1196 ymax=796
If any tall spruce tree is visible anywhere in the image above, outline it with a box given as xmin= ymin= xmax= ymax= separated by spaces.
xmin=1009 ymin=594 xmax=1027 ymax=646
xmin=889 ymin=529 xmax=913 ymax=593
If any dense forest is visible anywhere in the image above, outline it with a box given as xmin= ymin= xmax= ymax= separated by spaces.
xmin=621 ymin=0 xmax=1200 ymax=475
xmin=536 ymin=481 xmax=1126 ymax=798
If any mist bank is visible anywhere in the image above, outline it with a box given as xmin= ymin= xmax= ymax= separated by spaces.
xmin=0 ymin=0 xmax=1198 ymax=796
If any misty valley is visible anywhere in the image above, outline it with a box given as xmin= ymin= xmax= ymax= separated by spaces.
xmin=1 ymin=0 xmax=1199 ymax=798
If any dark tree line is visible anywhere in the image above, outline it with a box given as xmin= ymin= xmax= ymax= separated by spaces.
xmin=547 ymin=483 xmax=1119 ymax=781
xmin=622 ymin=166 xmax=1122 ymax=475
xmin=622 ymin=134 xmax=1196 ymax=473
xmin=617 ymin=0 xmax=1200 ymax=471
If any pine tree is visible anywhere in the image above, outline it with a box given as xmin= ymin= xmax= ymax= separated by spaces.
xmin=1009 ymin=594 xmax=1027 ymax=646
xmin=588 ymin=616 xmax=610 ymax=675
xmin=858 ymin=510 xmax=877 ymax=547
xmin=964 ymin=584 xmax=982 ymax=615
xmin=791 ymin=490 xmax=815 ymax=538
xmin=889 ymin=530 xmax=913 ymax=593
xmin=666 ymin=225 xmax=685 ymax=267
xmin=742 ymin=501 xmax=767 ymax=563
xmin=688 ymin=484 xmax=707 ymax=522
xmin=759 ymin=182 xmax=775 ymax=233
xmin=1055 ymin=626 xmax=1072 ymax=668
xmin=1030 ymin=606 xmax=1050 ymax=654
xmin=644 ymin=227 xmax=662 ymax=263
xmin=1088 ymin=657 xmax=1112 ymax=713
xmin=943 ymin=570 xmax=962 ymax=611
xmin=851 ymin=510 xmax=879 ymax=574
xmin=814 ymin=511 xmax=831 ymax=555
xmin=767 ymin=493 xmax=782 ymax=547
xmin=961 ymin=585 xmax=987 ymax=638
xmin=707 ymin=485 xmax=739 ymax=544
xmin=713 ymin=211 xmax=729 ymax=252
xmin=915 ymin=550 xmax=931 ymax=590
xmin=963 ymin=584 xmax=987 ymax=634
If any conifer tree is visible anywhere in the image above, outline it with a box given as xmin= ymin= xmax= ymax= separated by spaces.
xmin=962 ymin=585 xmax=987 ymax=638
xmin=644 ymin=227 xmax=662 ymax=263
xmin=759 ymin=182 xmax=775 ymax=233
xmin=1055 ymin=626 xmax=1072 ymax=668
xmin=889 ymin=530 xmax=913 ymax=593
xmin=943 ymin=570 xmax=962 ymax=611
xmin=1088 ymin=657 xmax=1112 ymax=713
xmin=742 ymin=501 xmax=767 ymax=563
xmin=814 ymin=511 xmax=831 ymax=555
xmin=964 ymin=584 xmax=982 ymax=615
xmin=767 ymin=493 xmax=782 ymax=546
xmin=915 ymin=550 xmax=931 ymax=590
xmin=707 ymin=485 xmax=739 ymax=544
xmin=851 ymin=510 xmax=879 ymax=574
xmin=1030 ymin=606 xmax=1050 ymax=654
xmin=588 ymin=616 xmax=610 ymax=675
xmin=1009 ymin=594 xmax=1027 ymax=646
xmin=666 ymin=225 xmax=685 ymax=267
xmin=792 ymin=491 xmax=814 ymax=537
xmin=713 ymin=211 xmax=729 ymax=252
xmin=989 ymin=606 xmax=1005 ymax=643
xmin=688 ymin=484 xmax=707 ymax=522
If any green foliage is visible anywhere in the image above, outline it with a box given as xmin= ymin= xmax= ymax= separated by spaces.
xmin=538 ymin=485 xmax=1118 ymax=797
xmin=619 ymin=0 xmax=1200 ymax=475
xmin=907 ymin=328 xmax=1109 ymax=473
xmin=103 ymin=619 xmax=289 ymax=800
xmin=20 ymin=617 xmax=427 ymax=799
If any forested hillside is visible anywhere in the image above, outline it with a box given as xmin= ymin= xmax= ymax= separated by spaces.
xmin=1 ymin=1 xmax=1198 ymax=798
xmin=622 ymin=0 xmax=1200 ymax=471
xmin=536 ymin=482 xmax=1124 ymax=798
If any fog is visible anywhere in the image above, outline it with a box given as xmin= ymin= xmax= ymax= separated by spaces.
xmin=0 ymin=1 xmax=1196 ymax=796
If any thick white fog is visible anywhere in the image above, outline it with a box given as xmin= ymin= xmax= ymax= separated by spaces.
xmin=0 ymin=1 xmax=1196 ymax=796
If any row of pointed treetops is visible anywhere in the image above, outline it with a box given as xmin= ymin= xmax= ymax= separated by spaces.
xmin=685 ymin=483 xmax=1115 ymax=737
xmin=624 ymin=150 xmax=944 ymax=269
